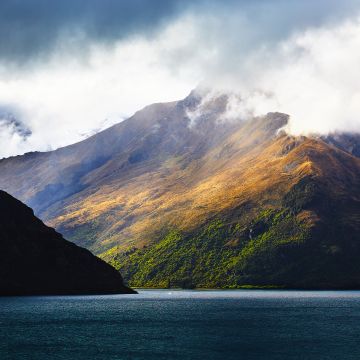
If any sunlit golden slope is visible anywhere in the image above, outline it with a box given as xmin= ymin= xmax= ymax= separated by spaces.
xmin=50 ymin=116 xmax=308 ymax=251
xmin=0 ymin=91 xmax=359 ymax=288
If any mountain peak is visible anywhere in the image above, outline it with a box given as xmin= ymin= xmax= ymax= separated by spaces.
xmin=0 ymin=93 xmax=359 ymax=289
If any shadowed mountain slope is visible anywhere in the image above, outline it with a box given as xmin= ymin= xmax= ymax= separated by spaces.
xmin=0 ymin=190 xmax=135 ymax=295
xmin=0 ymin=91 xmax=359 ymax=288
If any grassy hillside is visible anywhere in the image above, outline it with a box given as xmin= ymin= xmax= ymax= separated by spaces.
xmin=102 ymin=173 xmax=360 ymax=289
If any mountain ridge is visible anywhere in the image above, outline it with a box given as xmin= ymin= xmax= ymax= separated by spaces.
xmin=0 ymin=90 xmax=359 ymax=288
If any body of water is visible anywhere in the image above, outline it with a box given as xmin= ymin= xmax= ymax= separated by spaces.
xmin=1 ymin=290 xmax=360 ymax=359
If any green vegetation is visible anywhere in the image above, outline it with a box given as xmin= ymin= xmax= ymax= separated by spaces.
xmin=99 ymin=174 xmax=360 ymax=290
xmin=104 ymin=207 xmax=312 ymax=288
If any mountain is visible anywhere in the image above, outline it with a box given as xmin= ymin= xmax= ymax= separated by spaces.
xmin=0 ymin=190 xmax=135 ymax=295
xmin=0 ymin=90 xmax=359 ymax=289
xmin=0 ymin=109 xmax=32 ymax=139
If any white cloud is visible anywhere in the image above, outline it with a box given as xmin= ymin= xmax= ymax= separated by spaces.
xmin=0 ymin=17 xmax=200 ymax=157
xmin=1 ymin=7 xmax=360 ymax=158
xmin=199 ymin=16 xmax=360 ymax=135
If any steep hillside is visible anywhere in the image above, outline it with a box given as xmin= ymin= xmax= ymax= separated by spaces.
xmin=0 ymin=91 xmax=241 ymax=251
xmin=0 ymin=90 xmax=359 ymax=288
xmin=0 ymin=190 xmax=135 ymax=295
xmin=108 ymin=139 xmax=360 ymax=289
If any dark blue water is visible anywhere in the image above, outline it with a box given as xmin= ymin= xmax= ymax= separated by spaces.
xmin=1 ymin=290 xmax=360 ymax=360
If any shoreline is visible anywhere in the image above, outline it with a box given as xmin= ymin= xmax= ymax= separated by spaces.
xmin=133 ymin=286 xmax=360 ymax=291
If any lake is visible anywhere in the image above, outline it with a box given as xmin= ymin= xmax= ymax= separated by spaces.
xmin=1 ymin=290 xmax=360 ymax=359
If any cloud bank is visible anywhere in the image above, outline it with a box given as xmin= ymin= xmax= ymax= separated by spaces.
xmin=199 ymin=16 xmax=360 ymax=135
xmin=1 ymin=0 xmax=360 ymax=157
xmin=0 ymin=17 xmax=201 ymax=157
xmin=0 ymin=0 xmax=193 ymax=65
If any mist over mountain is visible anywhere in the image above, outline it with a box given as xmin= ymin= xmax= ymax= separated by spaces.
xmin=1 ymin=1 xmax=360 ymax=157
xmin=0 ymin=90 xmax=359 ymax=289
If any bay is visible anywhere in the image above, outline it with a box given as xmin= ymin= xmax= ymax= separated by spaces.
xmin=1 ymin=290 xmax=360 ymax=359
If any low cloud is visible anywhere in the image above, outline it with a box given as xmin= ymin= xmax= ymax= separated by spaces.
xmin=0 ymin=21 xmax=199 ymax=158
xmin=166 ymin=8 xmax=360 ymax=136
xmin=0 ymin=108 xmax=31 ymax=158
xmin=200 ymin=17 xmax=360 ymax=135
xmin=1 ymin=1 xmax=360 ymax=157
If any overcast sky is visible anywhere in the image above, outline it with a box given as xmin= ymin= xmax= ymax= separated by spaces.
xmin=1 ymin=0 xmax=360 ymax=157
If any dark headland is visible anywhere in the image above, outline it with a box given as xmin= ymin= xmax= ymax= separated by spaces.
xmin=0 ymin=190 xmax=135 ymax=295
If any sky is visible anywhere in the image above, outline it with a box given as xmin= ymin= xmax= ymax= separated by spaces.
xmin=1 ymin=0 xmax=360 ymax=157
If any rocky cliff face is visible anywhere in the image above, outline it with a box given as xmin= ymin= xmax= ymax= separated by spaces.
xmin=0 ymin=90 xmax=359 ymax=289
xmin=0 ymin=190 xmax=135 ymax=295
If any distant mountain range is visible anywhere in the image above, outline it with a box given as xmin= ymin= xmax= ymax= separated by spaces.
xmin=0 ymin=90 xmax=359 ymax=289
xmin=0 ymin=109 xmax=32 ymax=139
